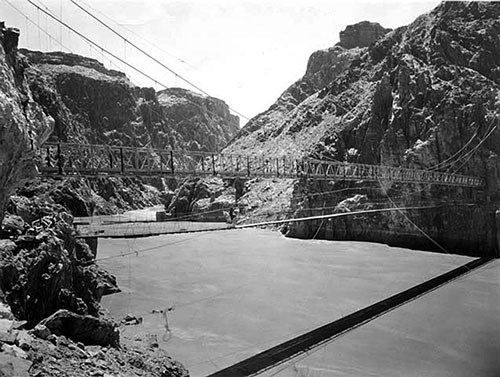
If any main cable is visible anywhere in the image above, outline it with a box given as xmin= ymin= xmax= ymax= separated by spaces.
xmin=69 ymin=0 xmax=250 ymax=122
xmin=25 ymin=0 xmax=172 ymax=89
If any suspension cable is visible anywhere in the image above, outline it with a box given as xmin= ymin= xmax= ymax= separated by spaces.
xmin=68 ymin=0 xmax=249 ymax=122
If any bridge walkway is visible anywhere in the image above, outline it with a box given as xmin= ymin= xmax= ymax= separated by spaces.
xmin=37 ymin=142 xmax=484 ymax=187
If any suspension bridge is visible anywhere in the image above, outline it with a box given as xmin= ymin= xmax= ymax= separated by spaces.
xmin=5 ymin=1 xmax=495 ymax=375
xmin=36 ymin=141 xmax=492 ymax=376
xmin=37 ymin=142 xmax=484 ymax=187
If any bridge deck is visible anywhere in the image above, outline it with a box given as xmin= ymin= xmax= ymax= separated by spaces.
xmin=76 ymin=220 xmax=231 ymax=238
xmin=37 ymin=142 xmax=484 ymax=187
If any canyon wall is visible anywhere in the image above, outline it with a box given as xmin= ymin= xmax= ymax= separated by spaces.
xmin=21 ymin=49 xmax=239 ymax=150
xmin=226 ymin=2 xmax=500 ymax=256
xmin=0 ymin=26 xmax=53 ymax=225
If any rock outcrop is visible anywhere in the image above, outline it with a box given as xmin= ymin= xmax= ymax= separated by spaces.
xmin=158 ymin=88 xmax=239 ymax=152
xmin=0 ymin=196 xmax=119 ymax=326
xmin=225 ymin=2 xmax=500 ymax=256
xmin=167 ymin=176 xmax=296 ymax=225
xmin=39 ymin=309 xmax=119 ymax=347
xmin=167 ymin=177 xmax=240 ymax=222
xmin=337 ymin=21 xmax=392 ymax=49
xmin=0 ymin=299 xmax=188 ymax=377
xmin=17 ymin=177 xmax=162 ymax=217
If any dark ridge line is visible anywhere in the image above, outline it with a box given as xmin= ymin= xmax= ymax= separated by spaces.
xmin=206 ymin=256 xmax=493 ymax=377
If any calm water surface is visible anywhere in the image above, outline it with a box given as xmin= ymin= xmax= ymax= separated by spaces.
xmin=98 ymin=228 xmax=499 ymax=377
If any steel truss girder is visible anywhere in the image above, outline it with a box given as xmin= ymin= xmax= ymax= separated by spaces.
xmin=37 ymin=143 xmax=484 ymax=187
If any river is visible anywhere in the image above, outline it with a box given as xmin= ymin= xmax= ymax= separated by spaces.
xmin=98 ymin=227 xmax=500 ymax=377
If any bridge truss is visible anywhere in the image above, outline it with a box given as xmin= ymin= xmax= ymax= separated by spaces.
xmin=37 ymin=142 xmax=484 ymax=187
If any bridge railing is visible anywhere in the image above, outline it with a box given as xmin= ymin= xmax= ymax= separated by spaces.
xmin=37 ymin=142 xmax=484 ymax=187
xmin=37 ymin=143 xmax=304 ymax=178
xmin=38 ymin=143 xmax=177 ymax=175
xmin=304 ymin=159 xmax=484 ymax=187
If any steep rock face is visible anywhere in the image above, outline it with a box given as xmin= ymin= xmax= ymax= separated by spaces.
xmin=227 ymin=46 xmax=360 ymax=156
xmin=21 ymin=49 xmax=239 ymax=151
xmin=0 ymin=196 xmax=119 ymax=326
xmin=0 ymin=25 xmax=53 ymax=225
xmin=18 ymin=177 xmax=162 ymax=217
xmin=21 ymin=49 xmax=182 ymax=148
xmin=0 ymin=22 xmax=119 ymax=329
xmin=166 ymin=176 xmax=295 ymax=224
xmin=338 ymin=21 xmax=392 ymax=49
xmin=226 ymin=2 xmax=500 ymax=256
xmin=167 ymin=177 xmax=238 ymax=221
xmin=158 ymin=88 xmax=239 ymax=152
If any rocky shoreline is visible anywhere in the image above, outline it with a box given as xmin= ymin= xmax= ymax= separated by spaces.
xmin=0 ymin=190 xmax=189 ymax=376
xmin=0 ymin=303 xmax=188 ymax=377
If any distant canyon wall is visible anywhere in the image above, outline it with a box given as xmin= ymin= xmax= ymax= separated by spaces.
xmin=20 ymin=49 xmax=240 ymax=151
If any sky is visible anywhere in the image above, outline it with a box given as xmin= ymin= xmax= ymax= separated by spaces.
xmin=0 ymin=0 xmax=440 ymax=125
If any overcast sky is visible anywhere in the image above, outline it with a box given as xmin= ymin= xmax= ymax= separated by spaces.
xmin=1 ymin=0 xmax=439 ymax=124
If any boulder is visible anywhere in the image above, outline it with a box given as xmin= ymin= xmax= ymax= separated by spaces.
xmin=0 ymin=214 xmax=25 ymax=237
xmin=15 ymin=331 xmax=34 ymax=351
xmin=31 ymin=324 xmax=50 ymax=340
xmin=39 ymin=309 xmax=119 ymax=347
xmin=0 ymin=353 xmax=31 ymax=377
xmin=0 ymin=300 xmax=14 ymax=320
xmin=0 ymin=318 xmax=13 ymax=334
xmin=121 ymin=314 xmax=142 ymax=326
xmin=0 ymin=330 xmax=16 ymax=344
xmin=1 ymin=344 xmax=28 ymax=359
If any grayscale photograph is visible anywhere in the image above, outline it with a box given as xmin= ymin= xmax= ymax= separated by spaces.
xmin=0 ymin=0 xmax=499 ymax=376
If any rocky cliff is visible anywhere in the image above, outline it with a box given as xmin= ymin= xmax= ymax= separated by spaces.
xmin=0 ymin=22 xmax=120 ymax=330
xmin=226 ymin=2 xmax=500 ymax=257
xmin=20 ymin=49 xmax=239 ymax=150
xmin=158 ymin=88 xmax=239 ymax=152
xmin=0 ymin=25 xmax=53 ymax=226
